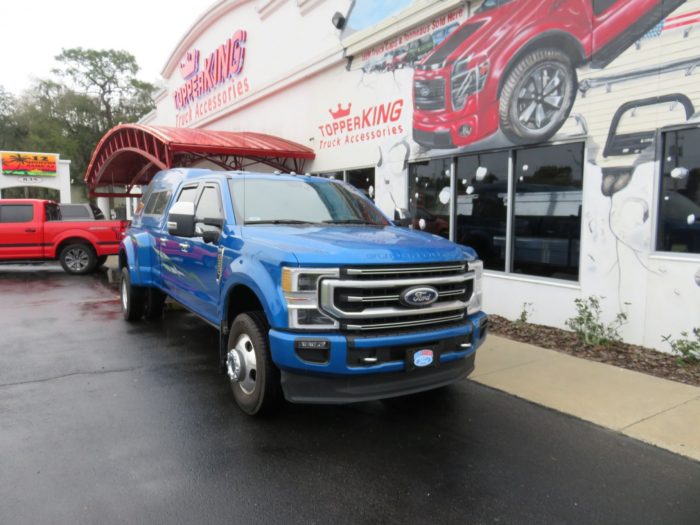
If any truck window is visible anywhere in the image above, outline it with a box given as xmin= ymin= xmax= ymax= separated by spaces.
xmin=195 ymin=185 xmax=223 ymax=221
xmin=592 ymin=0 xmax=620 ymax=15
xmin=177 ymin=185 xmax=199 ymax=203
xmin=59 ymin=205 xmax=91 ymax=219
xmin=144 ymin=191 xmax=172 ymax=216
xmin=0 ymin=204 xmax=34 ymax=223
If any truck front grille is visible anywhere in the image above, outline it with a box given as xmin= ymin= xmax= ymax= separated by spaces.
xmin=319 ymin=262 xmax=474 ymax=333
xmin=414 ymin=79 xmax=445 ymax=111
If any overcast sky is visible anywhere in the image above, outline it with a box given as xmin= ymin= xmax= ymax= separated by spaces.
xmin=0 ymin=0 xmax=210 ymax=95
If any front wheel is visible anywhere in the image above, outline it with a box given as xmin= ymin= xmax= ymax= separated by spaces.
xmin=59 ymin=243 xmax=97 ymax=275
xmin=226 ymin=312 xmax=281 ymax=415
xmin=499 ymin=48 xmax=577 ymax=145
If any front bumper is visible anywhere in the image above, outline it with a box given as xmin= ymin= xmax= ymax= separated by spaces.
xmin=269 ymin=312 xmax=488 ymax=403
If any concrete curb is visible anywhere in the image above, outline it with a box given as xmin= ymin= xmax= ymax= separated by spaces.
xmin=471 ymin=335 xmax=700 ymax=462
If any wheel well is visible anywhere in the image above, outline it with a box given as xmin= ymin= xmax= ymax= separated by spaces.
xmin=226 ymin=285 xmax=265 ymax=329
xmin=118 ymin=250 xmax=127 ymax=270
xmin=498 ymin=32 xmax=585 ymax=97
xmin=55 ymin=237 xmax=95 ymax=259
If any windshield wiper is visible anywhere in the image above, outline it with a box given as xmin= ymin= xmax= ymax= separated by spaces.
xmin=246 ymin=219 xmax=318 ymax=225
xmin=322 ymin=219 xmax=377 ymax=225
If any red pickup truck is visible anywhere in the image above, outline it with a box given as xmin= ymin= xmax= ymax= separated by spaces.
xmin=0 ymin=199 xmax=128 ymax=274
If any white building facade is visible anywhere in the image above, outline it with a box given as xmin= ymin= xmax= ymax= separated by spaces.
xmin=142 ymin=0 xmax=700 ymax=351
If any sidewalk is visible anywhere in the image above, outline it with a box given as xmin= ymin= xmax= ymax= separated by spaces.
xmin=472 ymin=335 xmax=700 ymax=462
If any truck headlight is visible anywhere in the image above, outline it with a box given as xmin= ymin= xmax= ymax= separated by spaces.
xmin=282 ymin=267 xmax=339 ymax=330
xmin=451 ymin=57 xmax=489 ymax=110
xmin=467 ymin=259 xmax=483 ymax=315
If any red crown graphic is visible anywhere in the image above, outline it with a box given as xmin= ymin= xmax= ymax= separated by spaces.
xmin=329 ymin=103 xmax=352 ymax=119
xmin=179 ymin=49 xmax=200 ymax=80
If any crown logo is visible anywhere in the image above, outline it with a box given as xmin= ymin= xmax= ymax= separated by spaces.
xmin=329 ymin=103 xmax=352 ymax=119
xmin=179 ymin=49 xmax=200 ymax=80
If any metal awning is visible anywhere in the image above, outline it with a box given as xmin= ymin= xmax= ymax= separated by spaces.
xmin=84 ymin=124 xmax=316 ymax=197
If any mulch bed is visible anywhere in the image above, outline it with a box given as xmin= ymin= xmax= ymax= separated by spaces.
xmin=488 ymin=315 xmax=700 ymax=387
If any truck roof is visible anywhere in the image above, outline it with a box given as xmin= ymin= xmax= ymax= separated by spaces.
xmin=148 ymin=168 xmax=334 ymax=192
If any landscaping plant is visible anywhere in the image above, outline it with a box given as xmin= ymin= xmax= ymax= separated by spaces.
xmin=662 ymin=328 xmax=700 ymax=365
xmin=566 ymin=296 xmax=628 ymax=347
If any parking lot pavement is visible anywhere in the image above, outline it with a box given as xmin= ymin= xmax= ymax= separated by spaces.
xmin=1 ymin=267 xmax=699 ymax=525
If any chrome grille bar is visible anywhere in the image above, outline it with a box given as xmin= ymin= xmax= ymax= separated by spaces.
xmin=344 ymin=313 xmax=465 ymax=332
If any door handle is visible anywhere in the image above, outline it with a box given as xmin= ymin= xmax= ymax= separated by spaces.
xmin=25 ymin=228 xmax=37 ymax=233
xmin=179 ymin=242 xmax=191 ymax=252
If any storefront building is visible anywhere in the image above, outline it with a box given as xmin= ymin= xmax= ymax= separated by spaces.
xmin=141 ymin=0 xmax=700 ymax=350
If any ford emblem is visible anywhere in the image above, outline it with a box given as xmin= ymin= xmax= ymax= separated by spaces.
xmin=414 ymin=349 xmax=434 ymax=367
xmin=419 ymin=86 xmax=431 ymax=97
xmin=400 ymin=286 xmax=439 ymax=307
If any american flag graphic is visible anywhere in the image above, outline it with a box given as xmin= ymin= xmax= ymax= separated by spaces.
xmin=643 ymin=9 xmax=700 ymax=39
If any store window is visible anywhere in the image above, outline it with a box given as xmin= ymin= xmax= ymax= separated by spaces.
xmin=347 ymin=167 xmax=375 ymax=200
xmin=512 ymin=143 xmax=584 ymax=281
xmin=408 ymin=158 xmax=451 ymax=239
xmin=657 ymin=127 xmax=700 ymax=254
xmin=455 ymin=151 xmax=509 ymax=271
xmin=316 ymin=171 xmax=344 ymax=181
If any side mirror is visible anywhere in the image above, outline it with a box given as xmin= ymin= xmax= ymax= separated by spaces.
xmin=202 ymin=228 xmax=221 ymax=244
xmin=167 ymin=201 xmax=195 ymax=237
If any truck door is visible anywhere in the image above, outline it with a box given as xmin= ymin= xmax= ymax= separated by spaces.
xmin=161 ymin=184 xmax=200 ymax=309
xmin=0 ymin=202 xmax=43 ymax=260
xmin=188 ymin=183 xmax=225 ymax=322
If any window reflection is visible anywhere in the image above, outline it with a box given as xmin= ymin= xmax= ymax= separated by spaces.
xmin=408 ymin=158 xmax=452 ymax=239
xmin=658 ymin=127 xmax=700 ymax=254
xmin=347 ymin=167 xmax=375 ymax=200
xmin=512 ymin=144 xmax=584 ymax=281
xmin=455 ymin=151 xmax=508 ymax=270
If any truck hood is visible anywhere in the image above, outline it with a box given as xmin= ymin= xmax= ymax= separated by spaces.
xmin=242 ymin=225 xmax=475 ymax=266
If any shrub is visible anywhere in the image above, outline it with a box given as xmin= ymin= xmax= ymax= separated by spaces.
xmin=566 ymin=296 xmax=628 ymax=347
xmin=662 ymin=328 xmax=700 ymax=365
xmin=513 ymin=302 xmax=533 ymax=326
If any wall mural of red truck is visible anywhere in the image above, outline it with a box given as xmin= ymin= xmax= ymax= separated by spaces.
xmin=411 ymin=0 xmax=686 ymax=150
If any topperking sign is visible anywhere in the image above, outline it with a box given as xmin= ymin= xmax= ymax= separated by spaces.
xmin=173 ymin=30 xmax=250 ymax=127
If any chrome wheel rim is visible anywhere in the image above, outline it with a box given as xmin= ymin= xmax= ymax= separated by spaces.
xmin=121 ymin=278 xmax=128 ymax=311
xmin=515 ymin=63 xmax=568 ymax=132
xmin=227 ymin=334 xmax=257 ymax=395
xmin=65 ymin=248 xmax=89 ymax=272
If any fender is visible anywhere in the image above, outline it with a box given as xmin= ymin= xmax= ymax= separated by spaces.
xmin=220 ymin=255 xmax=287 ymax=330
xmin=119 ymin=231 xmax=155 ymax=286
xmin=49 ymin=229 xmax=101 ymax=258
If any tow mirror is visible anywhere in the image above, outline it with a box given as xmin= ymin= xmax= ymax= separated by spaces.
xmin=167 ymin=201 xmax=195 ymax=237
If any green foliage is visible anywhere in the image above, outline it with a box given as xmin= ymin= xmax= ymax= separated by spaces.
xmin=0 ymin=47 xmax=155 ymax=194
xmin=662 ymin=328 xmax=700 ymax=365
xmin=566 ymin=296 xmax=628 ymax=347
xmin=514 ymin=302 xmax=533 ymax=326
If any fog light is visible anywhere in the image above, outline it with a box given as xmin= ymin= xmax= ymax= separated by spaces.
xmin=458 ymin=125 xmax=472 ymax=137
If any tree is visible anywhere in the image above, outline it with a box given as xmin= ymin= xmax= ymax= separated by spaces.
xmin=0 ymin=85 xmax=24 ymax=150
xmin=53 ymin=48 xmax=155 ymax=130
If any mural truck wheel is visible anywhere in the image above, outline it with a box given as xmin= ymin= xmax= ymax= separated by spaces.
xmin=499 ymin=48 xmax=576 ymax=145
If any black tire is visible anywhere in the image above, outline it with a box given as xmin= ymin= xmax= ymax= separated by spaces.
xmin=499 ymin=48 xmax=577 ymax=145
xmin=59 ymin=243 xmax=97 ymax=275
xmin=120 ymin=267 xmax=145 ymax=322
xmin=143 ymin=288 xmax=166 ymax=321
xmin=96 ymin=255 xmax=108 ymax=267
xmin=226 ymin=311 xmax=281 ymax=416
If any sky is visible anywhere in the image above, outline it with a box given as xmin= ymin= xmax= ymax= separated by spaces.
xmin=0 ymin=0 xmax=210 ymax=95
xmin=345 ymin=0 xmax=416 ymax=33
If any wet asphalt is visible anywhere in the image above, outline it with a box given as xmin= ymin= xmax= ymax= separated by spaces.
xmin=0 ymin=265 xmax=699 ymax=525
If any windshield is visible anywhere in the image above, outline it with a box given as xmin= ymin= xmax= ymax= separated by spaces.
xmin=475 ymin=0 xmax=514 ymax=13
xmin=229 ymin=177 xmax=389 ymax=226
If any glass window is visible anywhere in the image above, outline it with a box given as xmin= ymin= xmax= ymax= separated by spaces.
xmin=0 ymin=204 xmax=34 ymax=223
xmin=347 ymin=167 xmax=375 ymax=200
xmin=455 ymin=151 xmax=509 ymax=270
xmin=657 ymin=127 xmax=700 ymax=254
xmin=592 ymin=0 xmax=621 ymax=16
xmin=316 ymin=171 xmax=344 ymax=181
xmin=59 ymin=205 xmax=91 ymax=219
xmin=408 ymin=158 xmax=452 ymax=239
xmin=229 ymin=177 xmax=388 ymax=226
xmin=144 ymin=191 xmax=171 ymax=216
xmin=512 ymin=143 xmax=584 ymax=281
xmin=177 ymin=185 xmax=199 ymax=203
xmin=196 ymin=186 xmax=223 ymax=221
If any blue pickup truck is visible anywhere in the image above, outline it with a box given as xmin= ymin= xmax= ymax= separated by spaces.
xmin=119 ymin=169 xmax=488 ymax=414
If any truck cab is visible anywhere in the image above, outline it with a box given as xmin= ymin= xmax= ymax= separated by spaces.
xmin=119 ymin=169 xmax=488 ymax=414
